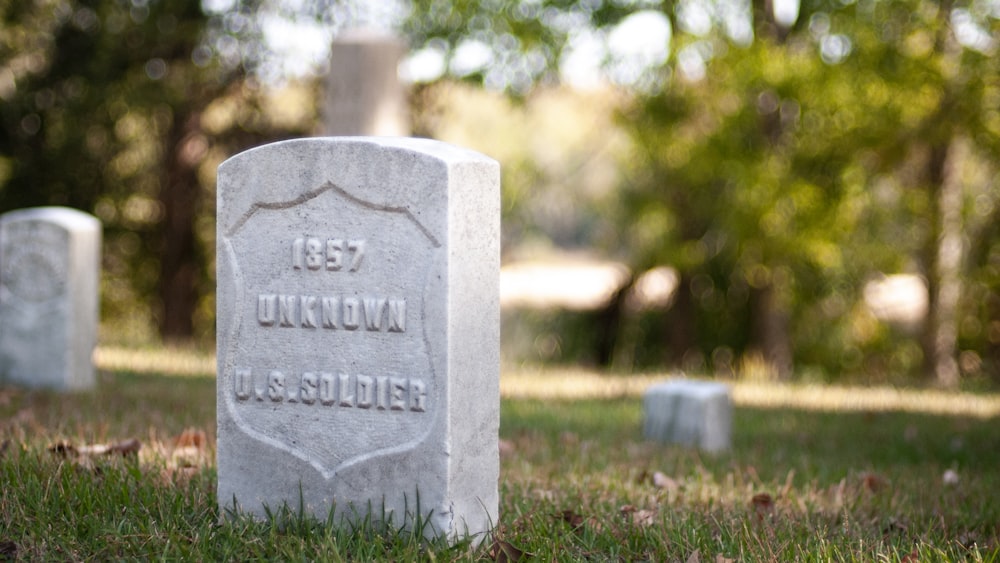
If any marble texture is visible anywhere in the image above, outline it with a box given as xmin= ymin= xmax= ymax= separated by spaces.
xmin=216 ymin=137 xmax=500 ymax=543
xmin=643 ymin=380 xmax=732 ymax=453
xmin=0 ymin=207 xmax=101 ymax=390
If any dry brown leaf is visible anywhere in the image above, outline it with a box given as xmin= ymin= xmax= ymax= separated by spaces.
xmin=715 ymin=555 xmax=735 ymax=563
xmin=0 ymin=540 xmax=17 ymax=561
xmin=632 ymin=509 xmax=656 ymax=527
xmin=171 ymin=428 xmax=208 ymax=468
xmin=751 ymin=493 xmax=774 ymax=522
xmin=47 ymin=441 xmax=77 ymax=458
xmin=48 ymin=438 xmax=140 ymax=459
xmin=900 ymin=550 xmax=920 ymax=562
xmin=489 ymin=538 xmax=528 ymax=562
xmin=174 ymin=428 xmax=207 ymax=449
xmin=619 ymin=504 xmax=655 ymax=527
xmin=79 ymin=438 xmax=141 ymax=457
xmin=558 ymin=509 xmax=585 ymax=531
xmin=860 ymin=472 xmax=889 ymax=493
xmin=653 ymin=471 xmax=679 ymax=491
xmin=686 ymin=549 xmax=701 ymax=563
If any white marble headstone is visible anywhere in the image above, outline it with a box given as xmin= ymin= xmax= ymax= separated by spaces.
xmin=216 ymin=137 xmax=500 ymax=543
xmin=643 ymin=380 xmax=732 ymax=453
xmin=0 ymin=207 xmax=101 ymax=390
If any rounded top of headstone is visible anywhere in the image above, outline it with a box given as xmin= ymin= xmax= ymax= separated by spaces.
xmin=222 ymin=137 xmax=497 ymax=169
xmin=335 ymin=28 xmax=406 ymax=45
xmin=645 ymin=379 xmax=731 ymax=398
xmin=0 ymin=206 xmax=101 ymax=233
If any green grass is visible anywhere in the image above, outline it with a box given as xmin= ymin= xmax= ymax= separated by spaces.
xmin=1 ymin=362 xmax=999 ymax=561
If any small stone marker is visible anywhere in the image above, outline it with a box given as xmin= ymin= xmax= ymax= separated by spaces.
xmin=216 ymin=137 xmax=500 ymax=543
xmin=643 ymin=380 xmax=732 ymax=452
xmin=0 ymin=206 xmax=101 ymax=390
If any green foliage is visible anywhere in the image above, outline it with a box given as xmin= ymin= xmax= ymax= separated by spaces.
xmin=404 ymin=0 xmax=1000 ymax=383
xmin=0 ymin=0 xmax=307 ymax=343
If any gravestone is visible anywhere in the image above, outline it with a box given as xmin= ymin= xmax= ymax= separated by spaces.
xmin=323 ymin=31 xmax=409 ymax=136
xmin=216 ymin=137 xmax=500 ymax=543
xmin=643 ymin=380 xmax=732 ymax=453
xmin=0 ymin=207 xmax=101 ymax=390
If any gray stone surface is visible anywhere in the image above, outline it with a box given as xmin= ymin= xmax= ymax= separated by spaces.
xmin=216 ymin=137 xmax=500 ymax=543
xmin=643 ymin=380 xmax=732 ymax=452
xmin=0 ymin=207 xmax=101 ymax=390
xmin=323 ymin=32 xmax=409 ymax=136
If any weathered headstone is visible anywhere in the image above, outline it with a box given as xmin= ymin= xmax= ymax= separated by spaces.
xmin=216 ymin=137 xmax=500 ymax=543
xmin=643 ymin=380 xmax=732 ymax=453
xmin=323 ymin=31 xmax=409 ymax=136
xmin=0 ymin=207 xmax=101 ymax=390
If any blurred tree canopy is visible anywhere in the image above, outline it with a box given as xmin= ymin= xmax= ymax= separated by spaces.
xmin=405 ymin=0 xmax=1000 ymax=386
xmin=0 ymin=0 xmax=310 ymax=343
xmin=3 ymin=0 xmax=1000 ymax=386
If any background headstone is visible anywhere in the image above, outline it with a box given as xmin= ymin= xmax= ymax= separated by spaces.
xmin=216 ymin=137 xmax=500 ymax=542
xmin=643 ymin=380 xmax=732 ymax=452
xmin=322 ymin=31 xmax=409 ymax=136
xmin=0 ymin=207 xmax=101 ymax=390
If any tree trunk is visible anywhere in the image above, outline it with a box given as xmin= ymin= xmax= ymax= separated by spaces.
xmin=663 ymin=273 xmax=698 ymax=367
xmin=920 ymin=140 xmax=962 ymax=387
xmin=158 ymin=109 xmax=203 ymax=343
xmin=749 ymin=281 xmax=793 ymax=379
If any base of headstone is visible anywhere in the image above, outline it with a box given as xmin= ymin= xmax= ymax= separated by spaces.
xmin=642 ymin=380 xmax=732 ymax=452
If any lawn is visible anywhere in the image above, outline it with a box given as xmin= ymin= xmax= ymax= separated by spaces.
xmin=0 ymin=349 xmax=998 ymax=561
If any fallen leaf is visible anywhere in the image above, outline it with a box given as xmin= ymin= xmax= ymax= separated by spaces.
xmin=171 ymin=428 xmax=207 ymax=468
xmin=558 ymin=510 xmax=585 ymax=531
xmin=631 ymin=509 xmax=656 ymax=527
xmin=0 ymin=540 xmax=16 ymax=561
xmin=78 ymin=438 xmax=141 ymax=457
xmin=860 ymin=472 xmax=889 ymax=493
xmin=715 ymin=555 xmax=735 ymax=563
xmin=620 ymin=504 xmax=657 ymax=526
xmin=751 ymin=493 xmax=774 ymax=522
xmin=686 ymin=549 xmax=700 ymax=563
xmin=653 ymin=471 xmax=679 ymax=492
xmin=174 ymin=428 xmax=207 ymax=449
xmin=47 ymin=442 xmax=78 ymax=458
xmin=900 ymin=550 xmax=920 ymax=562
xmin=48 ymin=439 xmax=140 ymax=458
xmin=489 ymin=538 xmax=528 ymax=562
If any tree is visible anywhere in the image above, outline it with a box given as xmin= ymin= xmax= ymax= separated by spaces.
xmin=401 ymin=0 xmax=1000 ymax=385
xmin=0 ymin=0 xmax=304 ymax=343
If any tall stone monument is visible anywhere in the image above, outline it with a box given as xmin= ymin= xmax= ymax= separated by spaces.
xmin=216 ymin=137 xmax=500 ymax=543
xmin=323 ymin=31 xmax=409 ymax=136
xmin=0 ymin=207 xmax=101 ymax=390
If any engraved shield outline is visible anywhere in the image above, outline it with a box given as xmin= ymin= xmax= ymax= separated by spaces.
xmin=220 ymin=181 xmax=442 ymax=479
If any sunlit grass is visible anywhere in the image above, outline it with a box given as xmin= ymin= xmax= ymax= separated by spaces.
xmin=2 ymin=348 xmax=993 ymax=560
